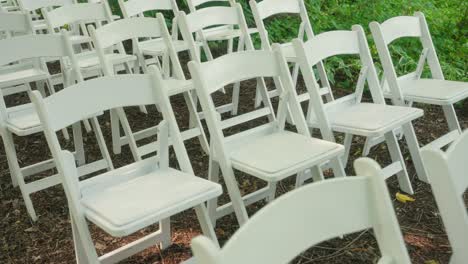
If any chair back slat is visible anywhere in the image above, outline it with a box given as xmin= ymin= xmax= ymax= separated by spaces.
xmin=255 ymin=0 xmax=300 ymax=19
xmin=0 ymin=12 xmax=31 ymax=32
xmin=0 ymin=34 xmax=68 ymax=66
xmin=301 ymin=30 xmax=360 ymax=66
xmin=379 ymin=16 xmax=422 ymax=45
xmin=119 ymin=0 xmax=173 ymax=18
xmin=92 ymin=17 xmax=163 ymax=49
xmin=182 ymin=6 xmax=240 ymax=34
xmin=190 ymin=50 xmax=280 ymax=95
xmin=18 ymin=0 xmax=72 ymax=11
xmin=45 ymin=3 xmax=109 ymax=28
xmin=34 ymin=74 xmax=158 ymax=132
xmin=188 ymin=0 xmax=231 ymax=10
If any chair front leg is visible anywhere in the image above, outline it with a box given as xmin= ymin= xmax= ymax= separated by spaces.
xmin=384 ymin=130 xmax=413 ymax=194
xmin=442 ymin=104 xmax=462 ymax=133
xmin=194 ymin=204 xmax=220 ymax=248
xmin=207 ymin=158 xmax=220 ymax=225
xmin=401 ymin=123 xmax=428 ymax=183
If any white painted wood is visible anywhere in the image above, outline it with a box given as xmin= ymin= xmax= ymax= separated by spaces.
xmin=31 ymin=66 xmax=222 ymax=263
xmin=369 ymin=13 xmax=468 ymax=179
xmin=89 ymin=15 xmax=209 ymax=161
xmin=421 ymin=130 xmax=468 ymax=264
xmin=290 ymin=26 xmax=424 ymax=193
xmin=249 ymin=0 xmax=333 ymax=104
xmin=191 ymin=158 xmax=411 ymax=264
xmin=188 ymin=49 xmax=345 ymax=226
xmin=0 ymin=32 xmax=86 ymax=220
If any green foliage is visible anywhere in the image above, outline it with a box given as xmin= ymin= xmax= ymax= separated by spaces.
xmin=108 ymin=0 xmax=467 ymax=85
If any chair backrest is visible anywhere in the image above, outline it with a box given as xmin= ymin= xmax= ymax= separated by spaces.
xmin=250 ymin=0 xmax=314 ymax=50
xmin=186 ymin=0 xmax=232 ymax=12
xmin=0 ymin=11 xmax=33 ymax=35
xmin=118 ymin=0 xmax=179 ymax=18
xmin=0 ymin=33 xmax=71 ymax=66
xmin=178 ymin=4 xmax=252 ymax=62
xmin=88 ymin=15 xmax=170 ymax=75
xmin=188 ymin=49 xmax=311 ymax=159
xmin=43 ymin=2 xmax=112 ymax=30
xmin=191 ymin=157 xmax=411 ymax=264
xmin=421 ymin=131 xmax=468 ymax=262
xmin=17 ymin=0 xmax=72 ymax=11
xmin=369 ymin=12 xmax=443 ymax=105
xmin=291 ymin=26 xmax=385 ymax=140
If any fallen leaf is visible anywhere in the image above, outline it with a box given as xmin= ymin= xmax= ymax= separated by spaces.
xmin=396 ymin=192 xmax=415 ymax=203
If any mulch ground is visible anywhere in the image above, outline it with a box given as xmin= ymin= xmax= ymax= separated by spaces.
xmin=1 ymin=54 xmax=467 ymax=264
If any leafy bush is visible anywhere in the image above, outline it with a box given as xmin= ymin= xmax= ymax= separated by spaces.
xmin=107 ymin=0 xmax=467 ymax=84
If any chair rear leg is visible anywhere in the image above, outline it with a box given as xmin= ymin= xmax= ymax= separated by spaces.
xmin=341 ymin=134 xmax=353 ymax=165
xmin=195 ymin=204 xmax=220 ymax=248
xmin=110 ymin=109 xmax=122 ymax=154
xmin=442 ymin=104 xmax=461 ymax=132
xmin=71 ymin=214 xmax=99 ymax=264
xmin=266 ymin=181 xmax=277 ymax=203
xmin=384 ymin=130 xmax=413 ymax=194
xmin=207 ymin=158 xmax=220 ymax=225
xmin=2 ymin=130 xmax=37 ymax=220
xmin=72 ymin=122 xmax=86 ymax=167
xmin=90 ymin=117 xmax=114 ymax=171
xmin=402 ymin=123 xmax=428 ymax=183
xmin=159 ymin=217 xmax=172 ymax=250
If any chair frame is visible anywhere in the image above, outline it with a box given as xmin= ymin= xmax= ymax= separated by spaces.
xmin=421 ymin=131 xmax=468 ymax=264
xmin=188 ymin=48 xmax=346 ymax=226
xmin=191 ymin=158 xmax=411 ymax=264
xmin=30 ymin=65 xmax=220 ymax=263
xmin=290 ymin=26 xmax=428 ymax=194
xmin=249 ymin=0 xmax=333 ymax=105
xmin=178 ymin=4 xmax=268 ymax=117
xmin=0 ymin=31 xmax=113 ymax=220
xmin=89 ymin=15 xmax=209 ymax=161
xmin=368 ymin=12 xmax=467 ymax=183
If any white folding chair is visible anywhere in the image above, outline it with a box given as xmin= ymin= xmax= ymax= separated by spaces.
xmin=192 ymin=157 xmax=411 ymax=264
xmin=42 ymin=1 xmax=117 ymax=81
xmin=88 ymin=15 xmax=209 ymax=161
xmin=421 ymin=130 xmax=468 ymax=264
xmin=188 ymin=49 xmax=346 ymax=226
xmin=290 ymin=26 xmax=427 ymax=194
xmin=0 ymin=0 xmax=19 ymax=12
xmin=249 ymin=0 xmax=333 ymax=105
xmin=118 ymin=0 xmax=189 ymax=77
xmin=178 ymin=4 xmax=268 ymax=116
xmin=17 ymin=0 xmax=73 ymax=33
xmin=30 ymin=65 xmax=222 ymax=264
xmin=0 ymin=32 xmax=112 ymax=221
xmin=368 ymin=13 xmax=468 ymax=182
xmin=186 ymin=0 xmax=258 ymax=55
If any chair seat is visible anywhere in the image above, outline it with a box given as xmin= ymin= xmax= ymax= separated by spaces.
xmin=80 ymin=158 xmax=222 ymax=237
xmin=228 ymin=131 xmax=344 ymax=181
xmin=280 ymin=43 xmax=297 ymax=62
xmin=77 ymin=51 xmax=137 ymax=70
xmin=6 ymin=103 xmax=42 ymax=136
xmin=0 ymin=68 xmax=48 ymax=88
xmin=139 ymin=38 xmax=189 ymax=56
xmin=32 ymin=20 xmax=48 ymax=31
xmin=399 ymin=79 xmax=468 ymax=105
xmin=327 ymin=103 xmax=423 ymax=137
xmin=164 ymin=78 xmax=193 ymax=96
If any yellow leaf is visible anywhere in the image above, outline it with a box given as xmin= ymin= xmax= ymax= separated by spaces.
xmin=425 ymin=260 xmax=438 ymax=264
xmin=396 ymin=192 xmax=415 ymax=203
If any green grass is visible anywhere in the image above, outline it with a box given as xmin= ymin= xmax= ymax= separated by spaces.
xmin=108 ymin=0 xmax=467 ymax=85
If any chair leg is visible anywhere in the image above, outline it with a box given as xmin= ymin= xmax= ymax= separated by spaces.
xmin=72 ymin=122 xmax=86 ymax=167
xmin=442 ymin=104 xmax=462 ymax=132
xmin=330 ymin=157 xmax=346 ymax=178
xmin=183 ymin=92 xmax=210 ymax=154
xmin=90 ymin=117 xmax=114 ymax=171
xmin=1 ymin=130 xmax=37 ymax=220
xmin=207 ymin=159 xmax=220 ymax=225
xmin=292 ymin=62 xmax=300 ymax=87
xmin=341 ymin=134 xmax=353 ymax=165
xmin=110 ymin=109 xmax=122 ymax=155
xmin=71 ymin=214 xmax=99 ymax=264
xmin=384 ymin=130 xmax=413 ymax=194
xmin=220 ymin=166 xmax=249 ymax=226
xmin=266 ymin=181 xmax=277 ymax=203
xmin=194 ymin=204 xmax=220 ymax=248
xmin=117 ymin=108 xmax=141 ymax=162
xmin=402 ymin=123 xmax=428 ymax=183
xmin=230 ymin=36 xmax=245 ymax=116
xmin=159 ymin=217 xmax=172 ymax=250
